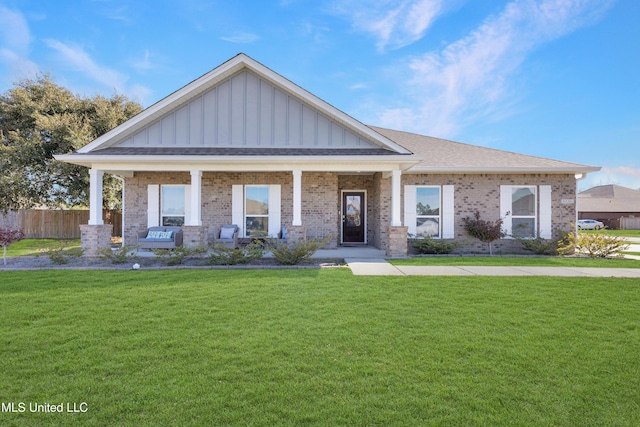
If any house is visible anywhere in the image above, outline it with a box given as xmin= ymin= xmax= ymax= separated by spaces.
xmin=56 ymin=53 xmax=600 ymax=257
xmin=578 ymin=185 xmax=640 ymax=229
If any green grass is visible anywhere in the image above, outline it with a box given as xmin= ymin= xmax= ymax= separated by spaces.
xmin=5 ymin=239 xmax=81 ymax=257
xmin=582 ymin=229 xmax=640 ymax=238
xmin=1 ymin=270 xmax=639 ymax=426
xmin=390 ymin=255 xmax=640 ymax=267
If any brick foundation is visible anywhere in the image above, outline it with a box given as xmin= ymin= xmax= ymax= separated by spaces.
xmin=80 ymin=224 xmax=113 ymax=257
xmin=182 ymin=225 xmax=208 ymax=248
xmin=286 ymin=225 xmax=307 ymax=244
xmin=386 ymin=226 xmax=408 ymax=258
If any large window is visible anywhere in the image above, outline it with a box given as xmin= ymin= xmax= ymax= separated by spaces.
xmin=245 ymin=185 xmax=269 ymax=237
xmin=510 ymin=186 xmax=536 ymax=238
xmin=161 ymin=185 xmax=186 ymax=226
xmin=416 ymin=186 xmax=441 ymax=238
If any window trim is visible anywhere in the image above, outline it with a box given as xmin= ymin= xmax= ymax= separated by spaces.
xmin=161 ymin=184 xmax=186 ymax=227
xmin=415 ymin=185 xmax=441 ymax=239
xmin=510 ymin=185 xmax=537 ymax=239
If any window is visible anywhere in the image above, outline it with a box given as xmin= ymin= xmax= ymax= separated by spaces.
xmin=510 ymin=186 xmax=536 ymax=238
xmin=404 ymin=185 xmax=454 ymax=239
xmin=500 ymin=185 xmax=551 ymax=239
xmin=416 ymin=186 xmax=441 ymax=238
xmin=161 ymin=185 xmax=186 ymax=226
xmin=232 ymin=184 xmax=281 ymax=238
xmin=245 ymin=185 xmax=269 ymax=237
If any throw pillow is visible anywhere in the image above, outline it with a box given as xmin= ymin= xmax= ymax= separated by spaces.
xmin=220 ymin=227 xmax=235 ymax=239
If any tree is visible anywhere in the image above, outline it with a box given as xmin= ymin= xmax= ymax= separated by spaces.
xmin=0 ymin=74 xmax=142 ymax=213
xmin=0 ymin=228 xmax=25 ymax=265
xmin=462 ymin=211 xmax=507 ymax=255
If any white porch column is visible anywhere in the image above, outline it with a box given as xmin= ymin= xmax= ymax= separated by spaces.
xmin=189 ymin=170 xmax=202 ymax=226
xmin=88 ymin=168 xmax=104 ymax=225
xmin=391 ymin=169 xmax=402 ymax=226
xmin=292 ymin=169 xmax=302 ymax=226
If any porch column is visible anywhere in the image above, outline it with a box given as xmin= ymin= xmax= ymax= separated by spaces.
xmin=189 ymin=170 xmax=202 ymax=226
xmin=292 ymin=169 xmax=302 ymax=226
xmin=391 ymin=169 xmax=402 ymax=226
xmin=88 ymin=168 xmax=104 ymax=225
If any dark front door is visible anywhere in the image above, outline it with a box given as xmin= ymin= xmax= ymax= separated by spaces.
xmin=342 ymin=191 xmax=366 ymax=244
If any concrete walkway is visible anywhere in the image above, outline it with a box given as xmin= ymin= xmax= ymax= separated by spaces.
xmin=346 ymin=258 xmax=640 ymax=277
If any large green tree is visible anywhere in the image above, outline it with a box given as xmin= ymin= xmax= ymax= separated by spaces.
xmin=0 ymin=75 xmax=142 ymax=213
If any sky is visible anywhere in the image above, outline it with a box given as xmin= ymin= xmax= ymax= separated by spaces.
xmin=1 ymin=0 xmax=639 ymax=191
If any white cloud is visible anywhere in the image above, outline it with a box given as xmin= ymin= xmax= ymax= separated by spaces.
xmin=43 ymin=39 xmax=152 ymax=104
xmin=220 ymin=32 xmax=260 ymax=44
xmin=0 ymin=6 xmax=39 ymax=84
xmin=376 ymin=0 xmax=615 ymax=136
xmin=580 ymin=166 xmax=640 ymax=191
xmin=332 ymin=0 xmax=449 ymax=51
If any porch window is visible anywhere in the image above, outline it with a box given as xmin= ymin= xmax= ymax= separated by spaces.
xmin=245 ymin=185 xmax=269 ymax=237
xmin=161 ymin=185 xmax=186 ymax=226
xmin=416 ymin=186 xmax=441 ymax=238
xmin=232 ymin=184 xmax=281 ymax=238
xmin=510 ymin=186 xmax=536 ymax=238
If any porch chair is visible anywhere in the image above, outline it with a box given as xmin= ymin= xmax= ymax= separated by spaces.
xmin=214 ymin=224 xmax=239 ymax=248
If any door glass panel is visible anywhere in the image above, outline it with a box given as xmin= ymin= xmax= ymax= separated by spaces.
xmin=345 ymin=196 xmax=361 ymax=227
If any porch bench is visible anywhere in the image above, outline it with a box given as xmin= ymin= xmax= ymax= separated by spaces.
xmin=137 ymin=226 xmax=183 ymax=249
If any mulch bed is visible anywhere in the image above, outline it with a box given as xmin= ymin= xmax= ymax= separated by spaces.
xmin=0 ymin=255 xmax=347 ymax=270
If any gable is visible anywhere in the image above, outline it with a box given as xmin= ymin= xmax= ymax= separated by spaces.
xmin=101 ymin=69 xmax=385 ymax=151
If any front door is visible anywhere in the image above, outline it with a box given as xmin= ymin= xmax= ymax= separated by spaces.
xmin=342 ymin=191 xmax=366 ymax=244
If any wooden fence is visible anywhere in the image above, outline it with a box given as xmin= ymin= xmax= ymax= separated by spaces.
xmin=0 ymin=210 xmax=122 ymax=238
xmin=620 ymin=216 xmax=640 ymax=230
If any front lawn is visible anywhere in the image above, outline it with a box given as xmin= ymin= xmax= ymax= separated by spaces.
xmin=4 ymin=238 xmax=81 ymax=257
xmin=1 ymin=270 xmax=639 ymax=426
xmin=390 ymin=255 xmax=640 ymax=267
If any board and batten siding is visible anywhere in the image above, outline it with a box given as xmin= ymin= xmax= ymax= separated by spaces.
xmin=117 ymin=70 xmax=379 ymax=149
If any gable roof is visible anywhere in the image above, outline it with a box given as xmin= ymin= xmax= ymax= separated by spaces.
xmin=371 ymin=127 xmax=599 ymax=174
xmin=578 ymin=185 xmax=640 ymax=212
xmin=77 ymin=53 xmax=409 ymax=155
xmin=57 ymin=53 xmax=600 ymax=176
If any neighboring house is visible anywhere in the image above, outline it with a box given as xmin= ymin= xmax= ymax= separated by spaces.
xmin=56 ymin=54 xmax=600 ymax=256
xmin=578 ymin=185 xmax=640 ymax=229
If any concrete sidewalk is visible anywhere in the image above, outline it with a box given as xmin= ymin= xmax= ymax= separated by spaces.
xmin=346 ymin=258 xmax=640 ymax=277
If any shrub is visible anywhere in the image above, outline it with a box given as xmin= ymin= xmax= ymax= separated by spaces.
xmin=153 ymin=246 xmax=206 ymax=266
xmin=412 ymin=235 xmax=458 ymax=254
xmin=517 ymin=233 xmax=558 ymax=255
xmin=42 ymin=242 xmax=84 ymax=265
xmin=98 ymin=245 xmax=140 ymax=264
xmin=558 ymin=230 xmax=630 ymax=258
xmin=208 ymin=241 xmax=264 ymax=265
xmin=267 ymin=236 xmax=330 ymax=265
xmin=0 ymin=228 xmax=25 ymax=265
xmin=461 ymin=211 xmax=507 ymax=255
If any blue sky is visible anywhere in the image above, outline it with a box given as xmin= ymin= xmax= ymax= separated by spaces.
xmin=1 ymin=0 xmax=639 ymax=191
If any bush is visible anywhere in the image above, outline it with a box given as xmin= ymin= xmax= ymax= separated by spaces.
xmin=208 ymin=241 xmax=264 ymax=265
xmin=42 ymin=242 xmax=84 ymax=265
xmin=517 ymin=233 xmax=558 ymax=255
xmin=558 ymin=230 xmax=630 ymax=258
xmin=412 ymin=235 xmax=458 ymax=254
xmin=153 ymin=246 xmax=206 ymax=266
xmin=98 ymin=245 xmax=140 ymax=264
xmin=267 ymin=237 xmax=330 ymax=265
xmin=461 ymin=211 xmax=507 ymax=255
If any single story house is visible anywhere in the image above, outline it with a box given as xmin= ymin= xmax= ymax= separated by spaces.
xmin=56 ymin=53 xmax=600 ymax=256
xmin=578 ymin=184 xmax=640 ymax=229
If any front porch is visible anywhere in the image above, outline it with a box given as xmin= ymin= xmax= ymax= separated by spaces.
xmin=82 ymin=169 xmax=409 ymax=258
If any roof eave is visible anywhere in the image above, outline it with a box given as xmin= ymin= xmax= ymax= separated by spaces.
xmin=405 ymin=166 xmax=602 ymax=174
